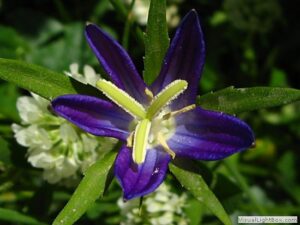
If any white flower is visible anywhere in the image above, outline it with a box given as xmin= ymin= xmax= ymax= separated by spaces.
xmin=12 ymin=124 xmax=52 ymax=150
xmin=16 ymin=94 xmax=49 ymax=124
xmin=64 ymin=63 xmax=100 ymax=86
xmin=166 ymin=5 xmax=180 ymax=28
xmin=118 ymin=183 xmax=189 ymax=225
xmin=150 ymin=212 xmax=173 ymax=225
xmin=123 ymin=0 xmax=182 ymax=27
xmin=12 ymin=64 xmax=117 ymax=184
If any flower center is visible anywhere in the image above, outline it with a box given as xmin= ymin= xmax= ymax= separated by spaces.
xmin=96 ymin=79 xmax=195 ymax=164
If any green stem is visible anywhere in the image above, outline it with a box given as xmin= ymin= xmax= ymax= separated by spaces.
xmin=122 ymin=0 xmax=136 ymax=50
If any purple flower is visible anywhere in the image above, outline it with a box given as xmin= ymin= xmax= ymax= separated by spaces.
xmin=52 ymin=10 xmax=254 ymax=200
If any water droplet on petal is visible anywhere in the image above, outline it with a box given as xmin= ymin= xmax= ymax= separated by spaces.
xmin=152 ymin=167 xmax=160 ymax=175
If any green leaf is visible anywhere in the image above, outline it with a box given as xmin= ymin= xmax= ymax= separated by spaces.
xmin=223 ymin=157 xmax=267 ymax=215
xmin=27 ymin=23 xmax=96 ymax=71
xmin=277 ymin=152 xmax=300 ymax=204
xmin=0 ymin=83 xmax=20 ymax=121
xmin=143 ymin=0 xmax=169 ymax=85
xmin=198 ymin=86 xmax=300 ymax=114
xmin=0 ymin=58 xmax=100 ymax=100
xmin=0 ymin=25 xmax=29 ymax=59
xmin=169 ymin=161 xmax=232 ymax=225
xmin=0 ymin=137 xmax=11 ymax=164
xmin=184 ymin=198 xmax=204 ymax=225
xmin=52 ymin=151 xmax=117 ymax=225
xmin=0 ymin=208 xmax=47 ymax=225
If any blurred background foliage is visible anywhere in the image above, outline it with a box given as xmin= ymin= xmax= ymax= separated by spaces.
xmin=0 ymin=0 xmax=299 ymax=224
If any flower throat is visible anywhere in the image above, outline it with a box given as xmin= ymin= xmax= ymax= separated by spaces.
xmin=96 ymin=79 xmax=195 ymax=164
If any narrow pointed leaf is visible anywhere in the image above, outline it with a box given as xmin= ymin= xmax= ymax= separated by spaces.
xmin=169 ymin=162 xmax=232 ymax=225
xmin=198 ymin=86 xmax=300 ymax=114
xmin=143 ymin=0 xmax=169 ymax=85
xmin=0 ymin=208 xmax=47 ymax=225
xmin=52 ymin=151 xmax=117 ymax=225
xmin=0 ymin=58 xmax=100 ymax=100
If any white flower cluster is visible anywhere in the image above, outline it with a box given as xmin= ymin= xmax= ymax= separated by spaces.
xmin=118 ymin=183 xmax=189 ymax=225
xmin=12 ymin=64 xmax=117 ymax=184
xmin=123 ymin=0 xmax=182 ymax=27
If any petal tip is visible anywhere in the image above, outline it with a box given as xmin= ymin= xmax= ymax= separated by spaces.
xmin=188 ymin=9 xmax=198 ymax=16
xmin=85 ymin=23 xmax=98 ymax=34
xmin=51 ymin=95 xmax=66 ymax=112
xmin=85 ymin=21 xmax=93 ymax=26
xmin=123 ymin=192 xmax=135 ymax=201
xmin=184 ymin=9 xmax=200 ymax=24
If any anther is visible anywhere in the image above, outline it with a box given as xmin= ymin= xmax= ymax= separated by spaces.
xmin=157 ymin=133 xmax=176 ymax=159
xmin=162 ymin=104 xmax=196 ymax=120
xmin=145 ymin=88 xmax=154 ymax=101
xmin=126 ymin=132 xmax=134 ymax=147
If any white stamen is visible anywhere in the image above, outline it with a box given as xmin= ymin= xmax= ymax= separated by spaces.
xmin=162 ymin=104 xmax=196 ymax=120
xmin=126 ymin=132 xmax=134 ymax=147
xmin=157 ymin=132 xmax=176 ymax=159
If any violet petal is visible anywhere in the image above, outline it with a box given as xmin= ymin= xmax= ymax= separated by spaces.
xmin=115 ymin=145 xmax=171 ymax=200
xmin=168 ymin=107 xmax=254 ymax=160
xmin=85 ymin=24 xmax=148 ymax=103
xmin=151 ymin=10 xmax=205 ymax=108
xmin=51 ymin=95 xmax=132 ymax=140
